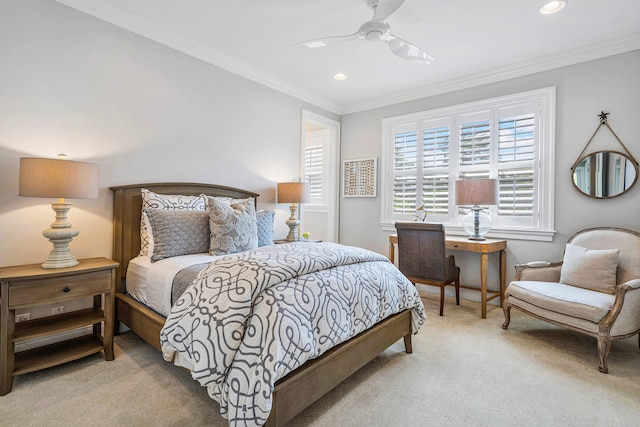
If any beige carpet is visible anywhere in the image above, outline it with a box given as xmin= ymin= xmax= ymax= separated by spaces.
xmin=2 ymin=294 xmax=639 ymax=426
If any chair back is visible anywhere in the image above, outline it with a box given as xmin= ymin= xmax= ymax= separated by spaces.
xmin=568 ymin=227 xmax=640 ymax=285
xmin=395 ymin=222 xmax=447 ymax=282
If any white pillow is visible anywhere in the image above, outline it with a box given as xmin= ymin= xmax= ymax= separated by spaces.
xmin=560 ymin=243 xmax=619 ymax=294
xmin=139 ymin=189 xmax=207 ymax=256
xmin=209 ymin=197 xmax=258 ymax=255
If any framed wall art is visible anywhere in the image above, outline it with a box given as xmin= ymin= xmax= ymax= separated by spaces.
xmin=343 ymin=157 xmax=377 ymax=197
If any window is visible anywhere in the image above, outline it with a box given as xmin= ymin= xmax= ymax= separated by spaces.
xmin=304 ymin=144 xmax=324 ymax=200
xmin=304 ymin=128 xmax=330 ymax=206
xmin=381 ymin=87 xmax=555 ymax=241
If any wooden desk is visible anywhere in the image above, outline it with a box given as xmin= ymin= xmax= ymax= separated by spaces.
xmin=389 ymin=235 xmax=506 ymax=319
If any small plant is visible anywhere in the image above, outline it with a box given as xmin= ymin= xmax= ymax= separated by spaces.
xmin=302 ymin=232 xmax=311 ymax=241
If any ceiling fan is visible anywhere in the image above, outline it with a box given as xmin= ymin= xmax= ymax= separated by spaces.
xmin=294 ymin=0 xmax=434 ymax=64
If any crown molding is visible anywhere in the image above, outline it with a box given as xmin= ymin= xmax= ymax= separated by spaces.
xmin=57 ymin=1 xmax=638 ymax=117
xmin=56 ymin=0 xmax=343 ymax=114
xmin=342 ymin=33 xmax=640 ymax=114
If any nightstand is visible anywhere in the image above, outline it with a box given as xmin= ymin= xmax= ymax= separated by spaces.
xmin=0 ymin=257 xmax=118 ymax=395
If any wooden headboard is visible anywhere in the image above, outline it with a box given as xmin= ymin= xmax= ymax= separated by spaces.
xmin=109 ymin=182 xmax=259 ymax=291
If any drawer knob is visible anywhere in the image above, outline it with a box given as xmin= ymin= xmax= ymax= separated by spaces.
xmin=63 ymin=286 xmax=71 ymax=293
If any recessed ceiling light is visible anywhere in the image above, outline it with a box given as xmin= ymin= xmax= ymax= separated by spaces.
xmin=539 ymin=1 xmax=567 ymax=15
xmin=333 ymin=73 xmax=347 ymax=81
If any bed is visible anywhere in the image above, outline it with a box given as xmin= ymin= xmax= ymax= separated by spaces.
xmin=110 ymin=182 xmax=425 ymax=426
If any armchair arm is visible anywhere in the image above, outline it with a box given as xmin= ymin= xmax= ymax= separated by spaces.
xmin=604 ymin=279 xmax=640 ymax=336
xmin=624 ymin=278 xmax=640 ymax=289
xmin=514 ymin=261 xmax=563 ymax=281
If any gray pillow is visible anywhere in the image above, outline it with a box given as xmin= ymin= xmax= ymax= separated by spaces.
xmin=139 ymin=189 xmax=207 ymax=256
xmin=209 ymin=197 xmax=258 ymax=255
xmin=256 ymin=210 xmax=275 ymax=247
xmin=144 ymin=208 xmax=210 ymax=263
xmin=559 ymin=243 xmax=619 ymax=294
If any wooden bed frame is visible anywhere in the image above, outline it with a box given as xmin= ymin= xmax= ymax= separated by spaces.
xmin=110 ymin=182 xmax=414 ymax=426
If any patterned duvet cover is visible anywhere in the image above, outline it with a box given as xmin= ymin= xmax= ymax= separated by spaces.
xmin=160 ymin=242 xmax=426 ymax=426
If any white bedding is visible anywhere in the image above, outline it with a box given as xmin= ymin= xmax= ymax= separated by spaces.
xmin=126 ymin=253 xmax=221 ymax=316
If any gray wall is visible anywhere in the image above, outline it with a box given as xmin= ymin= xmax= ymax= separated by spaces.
xmin=1 ymin=1 xmax=638 ymax=307
xmin=339 ymin=51 xmax=640 ymax=298
xmin=0 ymin=0 xmax=337 ymax=268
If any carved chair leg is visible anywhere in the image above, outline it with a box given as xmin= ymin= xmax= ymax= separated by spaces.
xmin=502 ymin=303 xmax=511 ymax=330
xmin=597 ymin=334 xmax=612 ymax=374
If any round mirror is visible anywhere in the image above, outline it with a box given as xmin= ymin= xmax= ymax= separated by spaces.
xmin=572 ymin=150 xmax=639 ymax=199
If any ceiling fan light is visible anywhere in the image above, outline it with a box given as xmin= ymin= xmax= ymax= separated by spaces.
xmin=305 ymin=40 xmax=326 ymax=48
xmin=365 ymin=30 xmax=383 ymax=41
xmin=539 ymin=1 xmax=567 ymax=15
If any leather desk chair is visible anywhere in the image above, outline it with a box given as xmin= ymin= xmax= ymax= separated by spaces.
xmin=395 ymin=222 xmax=460 ymax=316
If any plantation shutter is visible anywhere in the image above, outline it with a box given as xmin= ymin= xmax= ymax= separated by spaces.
xmin=304 ymin=144 xmax=323 ymax=200
xmin=459 ymin=118 xmax=491 ymax=179
xmin=497 ymin=114 xmax=535 ymax=217
xmin=422 ymin=126 xmax=450 ymax=214
xmin=393 ymin=130 xmax=418 ymax=214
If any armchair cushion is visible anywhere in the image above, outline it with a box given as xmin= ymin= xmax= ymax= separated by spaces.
xmin=559 ymin=244 xmax=619 ymax=294
xmin=508 ymin=281 xmax=615 ymax=323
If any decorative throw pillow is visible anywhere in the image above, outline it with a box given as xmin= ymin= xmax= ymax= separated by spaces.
xmin=256 ymin=210 xmax=275 ymax=247
xmin=209 ymin=197 xmax=258 ymax=255
xmin=139 ymin=189 xmax=207 ymax=256
xmin=144 ymin=208 xmax=210 ymax=263
xmin=559 ymin=243 xmax=620 ymax=294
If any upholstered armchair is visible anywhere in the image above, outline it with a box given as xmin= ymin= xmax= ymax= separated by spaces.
xmin=502 ymin=227 xmax=640 ymax=373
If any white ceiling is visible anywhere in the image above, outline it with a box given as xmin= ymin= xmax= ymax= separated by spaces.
xmin=57 ymin=0 xmax=640 ymax=114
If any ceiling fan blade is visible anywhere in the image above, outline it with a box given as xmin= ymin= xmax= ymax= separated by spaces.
xmin=384 ymin=34 xmax=434 ymax=64
xmin=372 ymin=0 xmax=406 ymax=22
xmin=292 ymin=32 xmax=361 ymax=49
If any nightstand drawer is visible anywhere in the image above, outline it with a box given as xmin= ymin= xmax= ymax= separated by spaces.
xmin=8 ymin=270 xmax=112 ymax=307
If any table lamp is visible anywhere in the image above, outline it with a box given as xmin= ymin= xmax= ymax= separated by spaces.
xmin=277 ymin=181 xmax=311 ymax=242
xmin=19 ymin=155 xmax=99 ymax=268
xmin=455 ymin=179 xmax=498 ymax=241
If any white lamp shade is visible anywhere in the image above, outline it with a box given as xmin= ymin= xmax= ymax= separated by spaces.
xmin=455 ymin=179 xmax=498 ymax=206
xmin=19 ymin=157 xmax=99 ymax=199
xmin=277 ymin=182 xmax=311 ymax=204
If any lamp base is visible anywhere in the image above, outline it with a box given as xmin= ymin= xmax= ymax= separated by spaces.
xmin=42 ymin=235 xmax=79 ymax=268
xmin=41 ymin=202 xmax=80 ymax=269
xmin=284 ymin=203 xmax=301 ymax=242
xmin=466 ymin=235 xmax=487 ymax=241
xmin=462 ymin=207 xmax=492 ymax=241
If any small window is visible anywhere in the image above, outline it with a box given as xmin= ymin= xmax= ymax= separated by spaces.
xmin=304 ymin=144 xmax=324 ymax=200
xmin=304 ymin=127 xmax=330 ymax=207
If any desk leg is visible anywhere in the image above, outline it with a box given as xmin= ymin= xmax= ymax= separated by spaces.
xmin=389 ymin=243 xmax=395 ymax=264
xmin=480 ymin=253 xmax=488 ymax=319
xmin=500 ymin=249 xmax=506 ymax=306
